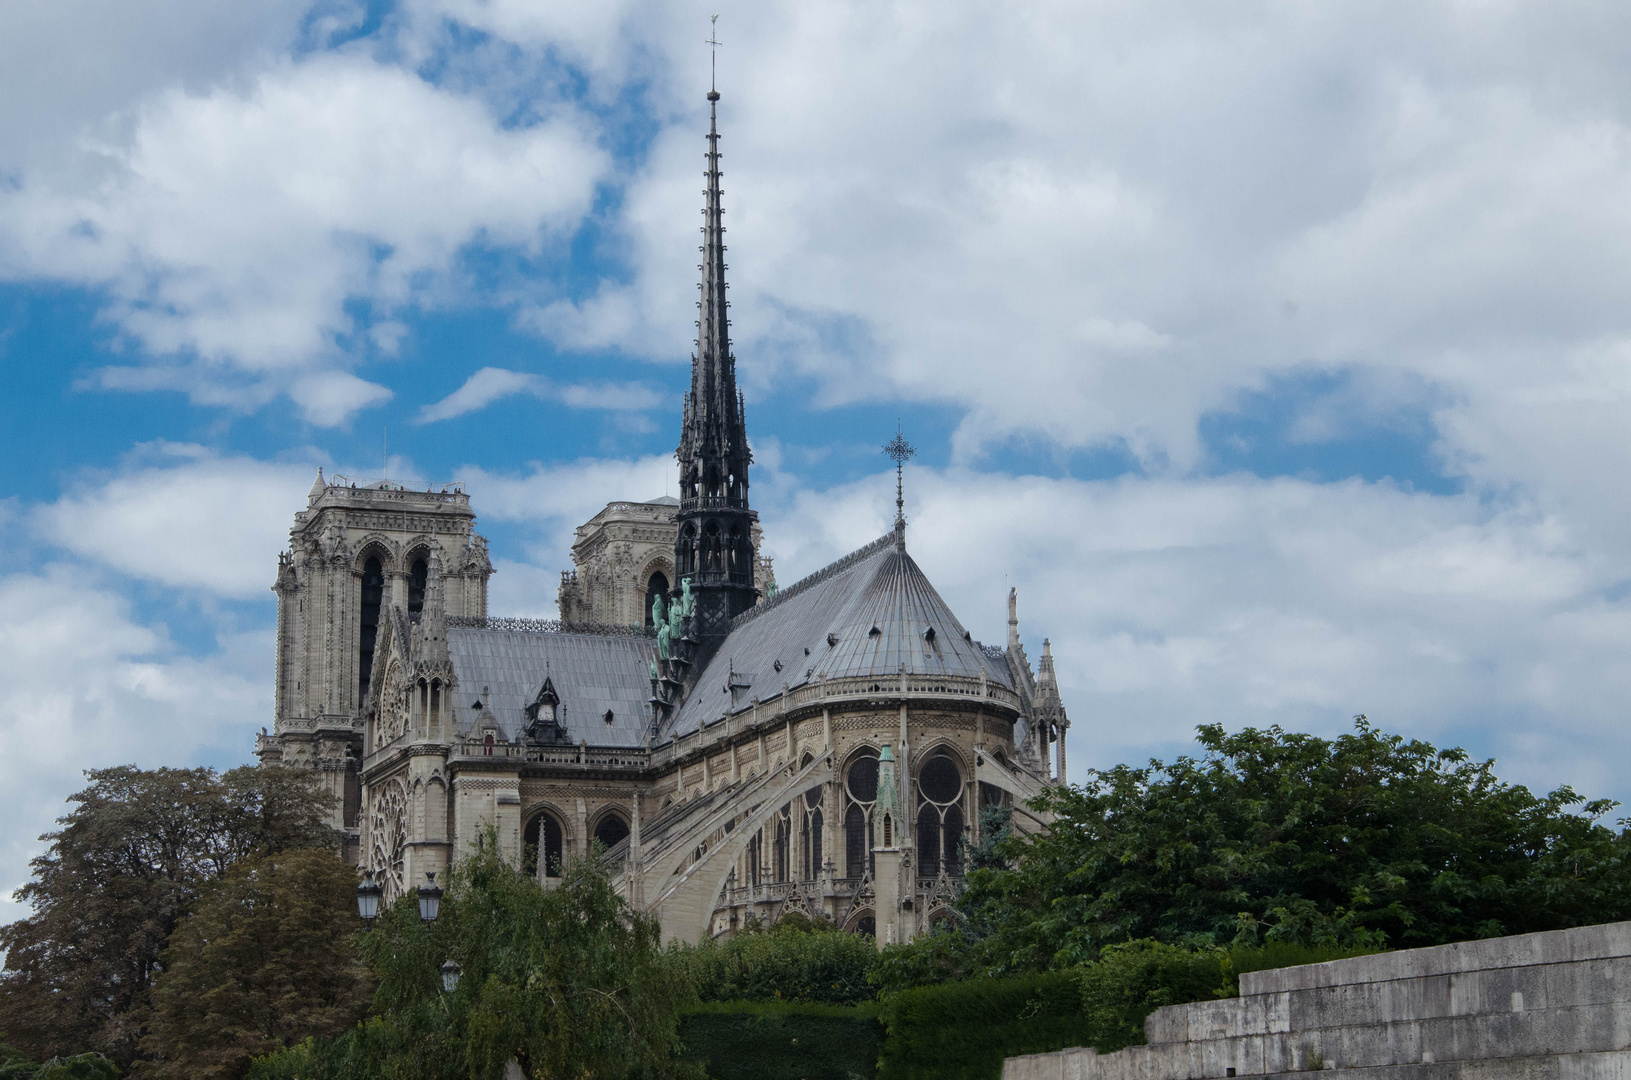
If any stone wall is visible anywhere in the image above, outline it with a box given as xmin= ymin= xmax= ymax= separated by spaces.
xmin=1004 ymin=922 xmax=1631 ymax=1080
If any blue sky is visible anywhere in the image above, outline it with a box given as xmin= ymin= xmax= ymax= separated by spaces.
xmin=4 ymin=0 xmax=1631 ymax=918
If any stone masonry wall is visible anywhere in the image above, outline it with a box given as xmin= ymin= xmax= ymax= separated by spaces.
xmin=1004 ymin=922 xmax=1631 ymax=1080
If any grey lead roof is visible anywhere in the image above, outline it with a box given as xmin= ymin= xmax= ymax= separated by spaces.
xmin=447 ymin=628 xmax=656 ymax=748
xmin=666 ymin=533 xmax=1013 ymax=737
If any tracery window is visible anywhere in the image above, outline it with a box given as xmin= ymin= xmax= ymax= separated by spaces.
xmin=916 ymin=748 xmax=965 ymax=878
xmin=843 ymin=749 xmax=879 ymax=879
xmin=800 ymin=784 xmax=824 ymax=880
xmin=773 ymin=805 xmax=791 ymax=883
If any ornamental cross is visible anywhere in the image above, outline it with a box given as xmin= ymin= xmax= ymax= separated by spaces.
xmin=883 ymin=425 xmax=917 ymax=525
xmin=707 ymin=15 xmax=722 ymax=93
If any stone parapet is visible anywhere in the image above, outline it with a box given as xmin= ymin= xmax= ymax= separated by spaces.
xmin=1004 ymin=922 xmax=1631 ymax=1080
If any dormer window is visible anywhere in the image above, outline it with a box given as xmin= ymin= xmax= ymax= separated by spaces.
xmin=524 ymin=676 xmax=561 ymax=740
xmin=827 ymin=633 xmax=838 ymax=646
xmin=868 ymin=626 xmax=881 ymax=638
xmin=603 ymin=709 xmax=615 ymax=725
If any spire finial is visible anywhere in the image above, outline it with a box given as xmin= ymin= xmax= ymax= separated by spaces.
xmin=882 ymin=424 xmax=917 ymax=539
xmin=706 ymin=15 xmax=722 ymax=98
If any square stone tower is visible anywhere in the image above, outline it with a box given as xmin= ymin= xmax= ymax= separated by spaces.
xmin=256 ymin=470 xmax=493 ymax=857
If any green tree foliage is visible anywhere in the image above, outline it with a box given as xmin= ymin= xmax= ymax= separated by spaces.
xmin=672 ymin=915 xmax=880 ymax=1006
xmin=249 ymin=834 xmax=698 ymax=1080
xmin=0 ymin=766 xmax=337 ymax=1069
xmin=1 ymin=1039 xmax=121 ymax=1079
xmin=142 ymin=847 xmax=372 ymax=1079
xmin=958 ymin=720 xmax=1631 ymax=972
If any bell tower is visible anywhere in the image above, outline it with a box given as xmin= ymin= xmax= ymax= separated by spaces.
xmin=674 ymin=83 xmax=759 ymax=645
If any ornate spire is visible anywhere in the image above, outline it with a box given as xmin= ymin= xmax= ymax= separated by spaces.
xmin=674 ymin=63 xmax=758 ymax=645
xmin=882 ymin=425 xmax=916 ymax=548
xmin=678 ymin=82 xmax=748 ymax=487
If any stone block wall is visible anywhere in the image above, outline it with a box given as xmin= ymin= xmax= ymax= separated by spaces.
xmin=1004 ymin=922 xmax=1631 ymax=1080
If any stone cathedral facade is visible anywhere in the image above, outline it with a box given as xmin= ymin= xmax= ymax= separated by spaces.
xmin=257 ymin=86 xmax=1069 ymax=946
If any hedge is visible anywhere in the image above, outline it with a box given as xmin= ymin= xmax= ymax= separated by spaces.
xmin=678 ymin=1001 xmax=883 ymax=1080
xmin=673 ymin=926 xmax=880 ymax=1005
xmin=876 ymin=972 xmax=1092 ymax=1080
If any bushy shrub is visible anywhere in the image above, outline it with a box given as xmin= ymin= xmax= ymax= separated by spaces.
xmin=678 ymin=1002 xmax=882 ymax=1080
xmin=673 ymin=920 xmax=880 ymax=1005
xmin=1078 ymin=939 xmax=1385 ymax=1054
xmin=0 ymin=1045 xmax=119 ymax=1080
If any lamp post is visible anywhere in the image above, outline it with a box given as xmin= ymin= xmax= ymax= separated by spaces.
xmin=440 ymin=959 xmax=462 ymax=993
xmin=355 ymin=870 xmax=383 ymax=921
xmin=418 ymin=871 xmax=443 ymax=921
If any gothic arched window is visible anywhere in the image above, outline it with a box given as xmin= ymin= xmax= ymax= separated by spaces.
xmin=844 ymin=750 xmax=879 ymax=879
xmin=916 ymin=749 xmax=966 ymax=878
xmin=773 ymin=805 xmax=791 ymax=883
xmin=593 ymin=813 xmax=630 ymax=852
xmin=645 ymin=571 xmax=670 ymax=626
xmin=358 ymin=556 xmax=385 ymax=703
xmin=801 ymin=782 xmax=823 ymax=880
xmin=408 ymin=557 xmax=428 ymax=615
xmin=523 ymin=811 xmax=565 ymax=879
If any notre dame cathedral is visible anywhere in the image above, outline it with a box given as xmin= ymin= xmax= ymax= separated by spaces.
xmin=255 ymin=84 xmax=1069 ymax=947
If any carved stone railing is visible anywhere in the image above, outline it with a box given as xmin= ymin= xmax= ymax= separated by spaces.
xmin=447 ymin=615 xmax=655 ymax=638
xmin=679 ymin=494 xmax=747 ymax=512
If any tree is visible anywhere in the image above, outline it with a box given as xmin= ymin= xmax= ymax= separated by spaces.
xmin=143 ymin=847 xmax=373 ymax=1079
xmin=955 ymin=719 xmax=1631 ymax=973
xmin=0 ymin=766 xmax=337 ymax=1069
xmin=250 ymin=834 xmax=700 ymax=1080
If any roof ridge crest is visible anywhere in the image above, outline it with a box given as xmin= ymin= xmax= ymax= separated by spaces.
xmin=727 ymin=532 xmax=896 ymax=631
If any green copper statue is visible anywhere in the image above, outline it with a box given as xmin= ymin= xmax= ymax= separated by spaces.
xmin=651 ymin=593 xmax=667 ymax=630
xmin=680 ymin=576 xmax=696 ymax=618
xmin=656 ymin=618 xmax=672 ymax=660
xmin=649 ymin=657 xmax=660 ymax=681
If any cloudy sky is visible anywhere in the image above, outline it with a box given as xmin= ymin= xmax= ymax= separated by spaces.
xmin=4 ymin=0 xmax=1631 ymax=919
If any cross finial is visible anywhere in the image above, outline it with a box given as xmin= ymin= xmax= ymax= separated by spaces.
xmin=882 ymin=424 xmax=917 ymax=532
xmin=706 ymin=15 xmax=722 ymax=96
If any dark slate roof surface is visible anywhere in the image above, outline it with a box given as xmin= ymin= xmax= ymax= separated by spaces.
xmin=668 ymin=533 xmax=1013 ymax=737
xmin=447 ymin=628 xmax=655 ymax=748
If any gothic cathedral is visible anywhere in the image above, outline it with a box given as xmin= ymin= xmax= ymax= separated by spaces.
xmin=256 ymin=84 xmax=1069 ymax=946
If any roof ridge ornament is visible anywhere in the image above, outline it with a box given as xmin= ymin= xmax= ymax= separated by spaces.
xmin=882 ymin=424 xmax=917 ymax=549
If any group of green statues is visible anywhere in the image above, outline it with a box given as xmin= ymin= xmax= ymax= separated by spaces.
xmin=651 ymin=577 xmax=696 ymax=672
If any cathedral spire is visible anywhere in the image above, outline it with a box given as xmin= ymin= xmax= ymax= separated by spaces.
xmin=675 ymin=70 xmax=758 ymax=646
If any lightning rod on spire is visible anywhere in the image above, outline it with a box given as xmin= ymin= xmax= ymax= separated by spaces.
xmin=707 ymin=15 xmax=722 ymax=95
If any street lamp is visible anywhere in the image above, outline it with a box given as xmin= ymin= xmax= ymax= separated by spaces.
xmin=355 ymin=870 xmax=383 ymax=921
xmin=418 ymin=871 xmax=443 ymax=921
xmin=440 ymin=959 xmax=462 ymax=993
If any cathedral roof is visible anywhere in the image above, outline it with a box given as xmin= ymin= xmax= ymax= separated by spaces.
xmin=446 ymin=626 xmax=656 ymax=749
xmin=665 ymin=533 xmax=1014 ymax=737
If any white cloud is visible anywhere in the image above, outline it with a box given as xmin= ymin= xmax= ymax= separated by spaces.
xmin=0 ymin=566 xmax=266 ymax=926
xmin=37 ymin=445 xmax=316 ymax=599
xmin=0 ymin=52 xmax=609 ymax=425
xmin=416 ymin=367 xmax=663 ymax=423
xmin=756 ymin=465 xmax=1631 ymax=806
xmin=475 ymin=0 xmax=1631 ymax=517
